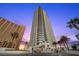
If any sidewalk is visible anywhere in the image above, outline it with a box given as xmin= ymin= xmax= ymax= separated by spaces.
xmin=66 ymin=50 xmax=79 ymax=55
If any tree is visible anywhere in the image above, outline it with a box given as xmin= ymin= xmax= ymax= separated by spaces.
xmin=11 ymin=32 xmax=19 ymax=49
xmin=60 ymin=36 xmax=70 ymax=50
xmin=67 ymin=17 xmax=79 ymax=30
xmin=71 ymin=45 xmax=77 ymax=50
xmin=52 ymin=42 xmax=57 ymax=49
xmin=58 ymin=41 xmax=62 ymax=49
xmin=11 ymin=32 xmax=19 ymax=41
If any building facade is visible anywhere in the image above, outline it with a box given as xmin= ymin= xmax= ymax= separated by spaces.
xmin=0 ymin=17 xmax=25 ymax=50
xmin=30 ymin=6 xmax=56 ymax=51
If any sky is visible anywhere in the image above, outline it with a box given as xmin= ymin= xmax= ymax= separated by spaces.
xmin=0 ymin=3 xmax=79 ymax=42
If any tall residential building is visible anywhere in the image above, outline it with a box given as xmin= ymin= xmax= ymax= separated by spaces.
xmin=0 ymin=17 xmax=25 ymax=50
xmin=30 ymin=6 xmax=56 ymax=49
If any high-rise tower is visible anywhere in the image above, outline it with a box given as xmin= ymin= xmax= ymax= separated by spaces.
xmin=30 ymin=6 xmax=56 ymax=49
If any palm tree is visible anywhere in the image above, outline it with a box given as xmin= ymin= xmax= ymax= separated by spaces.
xmin=67 ymin=17 xmax=79 ymax=30
xmin=11 ymin=32 xmax=19 ymax=49
xmin=52 ymin=42 xmax=57 ymax=49
xmin=11 ymin=32 xmax=19 ymax=41
xmin=60 ymin=36 xmax=70 ymax=50
xmin=58 ymin=41 xmax=62 ymax=49
xmin=11 ymin=32 xmax=19 ymax=50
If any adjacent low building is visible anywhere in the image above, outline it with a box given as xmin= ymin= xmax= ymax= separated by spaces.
xmin=0 ymin=17 xmax=25 ymax=50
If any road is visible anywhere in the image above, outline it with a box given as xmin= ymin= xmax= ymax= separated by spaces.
xmin=0 ymin=50 xmax=79 ymax=56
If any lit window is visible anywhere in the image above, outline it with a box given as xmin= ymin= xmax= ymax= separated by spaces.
xmin=19 ymin=44 xmax=25 ymax=50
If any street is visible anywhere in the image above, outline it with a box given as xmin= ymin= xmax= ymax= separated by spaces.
xmin=0 ymin=50 xmax=79 ymax=56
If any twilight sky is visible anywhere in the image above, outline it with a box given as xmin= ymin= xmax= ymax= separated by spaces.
xmin=0 ymin=3 xmax=79 ymax=42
